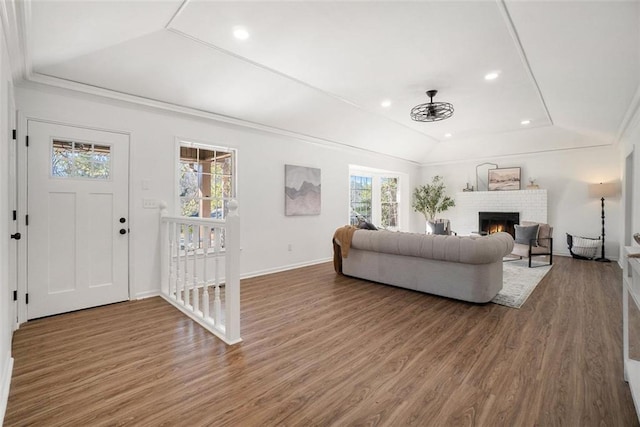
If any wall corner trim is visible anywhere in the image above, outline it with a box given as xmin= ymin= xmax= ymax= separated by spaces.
xmin=0 ymin=355 xmax=15 ymax=423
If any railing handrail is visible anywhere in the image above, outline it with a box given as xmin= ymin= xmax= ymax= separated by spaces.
xmin=160 ymin=214 xmax=226 ymax=227
xmin=159 ymin=199 xmax=241 ymax=345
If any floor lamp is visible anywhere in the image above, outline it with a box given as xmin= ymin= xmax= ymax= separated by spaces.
xmin=588 ymin=182 xmax=619 ymax=262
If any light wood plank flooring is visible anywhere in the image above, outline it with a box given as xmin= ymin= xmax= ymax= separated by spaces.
xmin=4 ymin=256 xmax=638 ymax=426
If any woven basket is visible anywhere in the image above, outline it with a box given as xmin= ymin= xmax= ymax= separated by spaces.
xmin=566 ymin=233 xmax=600 ymax=260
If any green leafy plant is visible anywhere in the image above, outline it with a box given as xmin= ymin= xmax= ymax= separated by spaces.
xmin=412 ymin=176 xmax=455 ymax=221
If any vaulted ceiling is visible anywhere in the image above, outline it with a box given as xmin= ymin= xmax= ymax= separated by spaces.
xmin=5 ymin=0 xmax=640 ymax=164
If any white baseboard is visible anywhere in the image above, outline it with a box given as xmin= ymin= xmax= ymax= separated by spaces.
xmin=0 ymin=355 xmax=14 ymax=426
xmin=143 ymin=258 xmax=332 ymax=299
xmin=554 ymin=250 xmax=620 ymax=262
xmin=241 ymin=257 xmax=332 ymax=280
xmin=134 ymin=290 xmax=161 ymax=300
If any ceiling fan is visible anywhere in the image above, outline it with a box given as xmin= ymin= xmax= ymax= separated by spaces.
xmin=410 ymin=89 xmax=454 ymax=122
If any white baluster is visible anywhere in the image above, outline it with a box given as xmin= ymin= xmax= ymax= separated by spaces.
xmin=167 ymin=221 xmax=174 ymax=298
xmin=214 ymin=282 xmax=222 ymax=327
xmin=157 ymin=202 xmax=241 ymax=344
xmin=202 ymin=225 xmax=210 ymax=320
xmin=192 ymin=226 xmax=199 ymax=314
xmin=214 ymin=225 xmax=222 ymax=326
xmin=224 ymin=200 xmax=241 ymax=343
xmin=183 ymin=224 xmax=190 ymax=307
xmin=175 ymin=221 xmax=182 ymax=303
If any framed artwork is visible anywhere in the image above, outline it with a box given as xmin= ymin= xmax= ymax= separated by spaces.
xmin=285 ymin=165 xmax=321 ymax=215
xmin=488 ymin=167 xmax=521 ymax=191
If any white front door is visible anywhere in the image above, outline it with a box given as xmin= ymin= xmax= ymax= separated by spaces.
xmin=27 ymin=120 xmax=129 ymax=319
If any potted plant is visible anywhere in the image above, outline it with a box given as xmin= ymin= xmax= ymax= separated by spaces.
xmin=412 ymin=176 xmax=456 ymax=226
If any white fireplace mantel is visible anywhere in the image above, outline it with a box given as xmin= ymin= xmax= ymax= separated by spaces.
xmin=452 ymin=189 xmax=547 ymax=235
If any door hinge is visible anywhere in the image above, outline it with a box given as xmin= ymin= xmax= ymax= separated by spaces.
xmin=13 ymin=290 xmax=17 ymax=301
xmin=25 ymin=214 xmax=29 ymax=226
xmin=12 ymin=129 xmax=16 ymax=140
xmin=25 ymin=135 xmax=29 ymax=147
xmin=12 ymin=210 xmax=16 ymax=221
xmin=26 ymin=293 xmax=29 ymax=304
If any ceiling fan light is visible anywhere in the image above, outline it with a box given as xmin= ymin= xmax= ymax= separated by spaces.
xmin=410 ymin=89 xmax=454 ymax=122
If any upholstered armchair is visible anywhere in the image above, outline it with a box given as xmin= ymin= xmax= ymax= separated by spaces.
xmin=510 ymin=221 xmax=553 ymax=268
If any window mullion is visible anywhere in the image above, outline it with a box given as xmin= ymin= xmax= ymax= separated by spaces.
xmin=372 ymin=176 xmax=382 ymax=226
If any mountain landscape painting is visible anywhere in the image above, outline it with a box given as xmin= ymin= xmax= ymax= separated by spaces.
xmin=285 ymin=165 xmax=321 ymax=216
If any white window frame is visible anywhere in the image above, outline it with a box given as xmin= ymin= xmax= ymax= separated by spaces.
xmin=349 ymin=165 xmax=406 ymax=231
xmin=50 ymin=138 xmax=113 ymax=181
xmin=175 ymin=138 xmax=237 ymax=218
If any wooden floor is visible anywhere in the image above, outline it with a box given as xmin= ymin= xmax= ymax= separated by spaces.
xmin=4 ymin=256 xmax=638 ymax=426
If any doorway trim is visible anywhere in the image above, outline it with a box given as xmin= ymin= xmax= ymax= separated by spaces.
xmin=16 ymin=114 xmax=133 ymax=324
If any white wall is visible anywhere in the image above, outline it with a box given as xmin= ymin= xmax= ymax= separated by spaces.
xmin=15 ymin=83 xmax=421 ymax=299
xmin=420 ymin=145 xmax=622 ymax=259
xmin=621 ymin=114 xmax=640 ymax=254
xmin=0 ymin=22 xmax=14 ymax=422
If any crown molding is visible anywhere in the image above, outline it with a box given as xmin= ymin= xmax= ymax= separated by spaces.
xmin=0 ymin=0 xmax=29 ymax=82
xmin=420 ymin=141 xmax=613 ymax=167
xmin=23 ymin=72 xmax=422 ymax=166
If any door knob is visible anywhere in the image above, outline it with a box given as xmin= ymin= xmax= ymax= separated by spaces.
xmin=119 ymin=229 xmax=127 ymax=235
xmin=119 ymin=218 xmax=126 ymax=223
xmin=10 ymin=232 xmax=21 ymax=240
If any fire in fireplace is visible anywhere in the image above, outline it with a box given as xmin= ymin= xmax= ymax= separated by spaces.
xmin=478 ymin=212 xmax=520 ymax=237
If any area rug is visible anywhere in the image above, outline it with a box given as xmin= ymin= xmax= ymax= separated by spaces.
xmin=492 ymin=260 xmax=553 ymax=308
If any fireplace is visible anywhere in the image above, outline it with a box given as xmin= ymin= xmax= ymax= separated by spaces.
xmin=478 ymin=212 xmax=520 ymax=237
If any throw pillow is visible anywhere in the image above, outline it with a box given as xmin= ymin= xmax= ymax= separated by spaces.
xmin=427 ymin=221 xmax=447 ymax=235
xmin=515 ymin=224 xmax=539 ymax=246
xmin=522 ymin=221 xmax=552 ymax=248
xmin=357 ymin=219 xmax=378 ymax=230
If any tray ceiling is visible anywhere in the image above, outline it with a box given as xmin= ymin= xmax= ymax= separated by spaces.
xmin=14 ymin=0 xmax=640 ymax=163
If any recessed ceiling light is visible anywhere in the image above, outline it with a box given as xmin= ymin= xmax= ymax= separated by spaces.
xmin=233 ymin=27 xmax=250 ymax=40
xmin=484 ymin=72 xmax=500 ymax=81
xmin=381 ymin=100 xmax=392 ymax=108
xmin=444 ymin=133 xmax=452 ymax=138
xmin=521 ymin=119 xmax=531 ymax=125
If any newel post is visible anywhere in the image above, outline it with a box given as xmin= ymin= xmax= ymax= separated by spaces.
xmin=224 ymin=199 xmax=241 ymax=344
xmin=159 ymin=201 xmax=169 ymax=296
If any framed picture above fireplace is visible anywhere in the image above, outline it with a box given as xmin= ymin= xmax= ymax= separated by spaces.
xmin=488 ymin=167 xmax=521 ymax=191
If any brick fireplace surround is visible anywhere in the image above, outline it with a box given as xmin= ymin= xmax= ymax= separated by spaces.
xmin=451 ymin=189 xmax=548 ymax=236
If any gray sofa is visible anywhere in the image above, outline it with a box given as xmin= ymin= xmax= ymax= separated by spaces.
xmin=334 ymin=230 xmax=514 ymax=303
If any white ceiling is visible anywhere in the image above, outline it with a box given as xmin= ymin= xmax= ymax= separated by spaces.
xmin=13 ymin=0 xmax=640 ymax=164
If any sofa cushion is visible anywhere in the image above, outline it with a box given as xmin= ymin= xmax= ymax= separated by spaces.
xmin=515 ymin=224 xmax=539 ymax=246
xmin=512 ymin=242 xmax=551 ymax=257
xmin=348 ymin=230 xmax=514 ymax=265
xmin=521 ymin=221 xmax=553 ymax=248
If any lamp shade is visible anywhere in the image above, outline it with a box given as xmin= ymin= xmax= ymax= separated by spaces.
xmin=588 ymin=182 xmax=619 ymax=198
